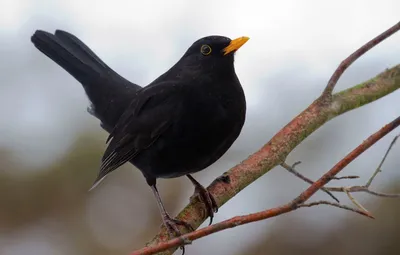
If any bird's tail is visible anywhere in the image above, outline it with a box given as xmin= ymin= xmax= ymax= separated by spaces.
xmin=31 ymin=30 xmax=111 ymax=86
xmin=31 ymin=30 xmax=142 ymax=129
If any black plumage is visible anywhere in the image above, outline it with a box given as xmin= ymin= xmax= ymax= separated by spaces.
xmin=31 ymin=30 xmax=248 ymax=242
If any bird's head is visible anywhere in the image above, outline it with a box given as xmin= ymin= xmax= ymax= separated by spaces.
xmin=180 ymin=35 xmax=249 ymax=72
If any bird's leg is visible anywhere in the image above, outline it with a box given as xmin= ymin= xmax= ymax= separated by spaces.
xmin=186 ymin=174 xmax=218 ymax=225
xmin=150 ymin=184 xmax=194 ymax=237
xmin=150 ymin=184 xmax=193 ymax=254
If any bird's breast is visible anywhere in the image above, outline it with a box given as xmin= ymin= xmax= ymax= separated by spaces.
xmin=136 ymin=78 xmax=246 ymax=179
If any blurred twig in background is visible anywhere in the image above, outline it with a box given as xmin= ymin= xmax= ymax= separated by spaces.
xmin=282 ymin=134 xmax=400 ymax=208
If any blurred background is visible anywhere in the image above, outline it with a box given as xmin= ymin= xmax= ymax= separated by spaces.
xmin=0 ymin=0 xmax=400 ymax=254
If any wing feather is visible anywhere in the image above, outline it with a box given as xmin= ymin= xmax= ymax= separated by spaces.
xmin=90 ymin=82 xmax=182 ymax=188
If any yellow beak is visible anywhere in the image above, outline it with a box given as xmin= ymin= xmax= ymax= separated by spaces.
xmin=223 ymin=36 xmax=249 ymax=55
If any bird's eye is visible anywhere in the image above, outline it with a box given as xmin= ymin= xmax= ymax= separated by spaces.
xmin=200 ymin=44 xmax=212 ymax=56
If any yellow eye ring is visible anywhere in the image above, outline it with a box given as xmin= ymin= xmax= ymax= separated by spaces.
xmin=200 ymin=44 xmax=212 ymax=56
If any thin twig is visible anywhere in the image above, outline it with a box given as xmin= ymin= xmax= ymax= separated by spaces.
xmin=292 ymin=161 xmax=302 ymax=168
xmin=364 ymin=189 xmax=400 ymax=198
xmin=298 ymin=201 xmax=374 ymax=219
xmin=131 ymin=116 xmax=400 ymax=255
xmin=332 ymin=175 xmax=360 ymax=180
xmin=323 ymin=21 xmax=400 ymax=95
xmin=281 ymin=162 xmax=339 ymax=202
xmin=343 ymin=187 xmax=370 ymax=215
xmin=325 ymin=186 xmax=400 ymax=198
xmin=284 ymin=133 xmax=400 ymax=201
xmin=366 ymin=134 xmax=399 ymax=187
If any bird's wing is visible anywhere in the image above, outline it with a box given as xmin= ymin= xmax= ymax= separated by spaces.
xmin=93 ymin=82 xmax=184 ymax=185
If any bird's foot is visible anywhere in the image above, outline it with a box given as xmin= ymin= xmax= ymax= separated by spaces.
xmin=163 ymin=214 xmax=194 ymax=235
xmin=162 ymin=214 xmax=194 ymax=255
xmin=190 ymin=182 xmax=218 ymax=225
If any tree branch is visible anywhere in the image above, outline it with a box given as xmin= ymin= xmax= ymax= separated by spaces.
xmin=132 ymin=116 xmax=400 ymax=255
xmin=323 ymin=21 xmax=400 ymax=95
xmin=137 ymin=22 xmax=400 ymax=255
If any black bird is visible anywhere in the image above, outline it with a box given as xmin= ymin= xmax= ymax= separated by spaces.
xmin=31 ymin=30 xmax=248 ymax=238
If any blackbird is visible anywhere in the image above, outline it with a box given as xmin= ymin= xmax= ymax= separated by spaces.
xmin=31 ymin=30 xmax=248 ymax=239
